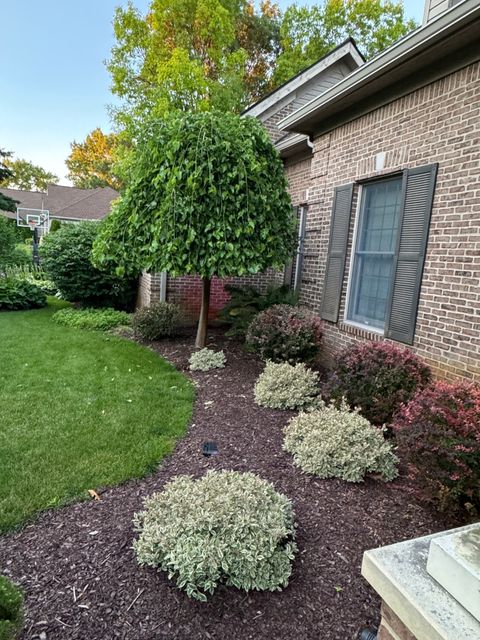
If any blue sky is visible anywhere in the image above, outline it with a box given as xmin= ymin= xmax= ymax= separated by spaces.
xmin=1 ymin=0 xmax=423 ymax=185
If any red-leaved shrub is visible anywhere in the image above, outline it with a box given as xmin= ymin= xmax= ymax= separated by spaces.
xmin=393 ymin=380 xmax=480 ymax=515
xmin=246 ymin=304 xmax=323 ymax=364
xmin=325 ymin=342 xmax=431 ymax=425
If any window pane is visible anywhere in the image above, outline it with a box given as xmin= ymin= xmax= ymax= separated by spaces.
xmin=347 ymin=179 xmax=402 ymax=330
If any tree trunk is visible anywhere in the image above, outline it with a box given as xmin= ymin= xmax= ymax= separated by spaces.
xmin=195 ymin=276 xmax=211 ymax=348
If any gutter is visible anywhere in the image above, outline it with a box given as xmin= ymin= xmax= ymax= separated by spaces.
xmin=278 ymin=0 xmax=480 ymax=135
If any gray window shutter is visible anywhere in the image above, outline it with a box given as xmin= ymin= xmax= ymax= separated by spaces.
xmin=320 ymin=184 xmax=354 ymax=322
xmin=385 ymin=164 xmax=438 ymax=344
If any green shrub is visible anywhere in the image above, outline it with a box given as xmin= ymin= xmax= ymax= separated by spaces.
xmin=49 ymin=219 xmax=62 ymax=233
xmin=283 ymin=401 xmax=398 ymax=482
xmin=325 ymin=342 xmax=432 ymax=425
xmin=246 ymin=304 xmax=323 ymax=364
xmin=189 ymin=348 xmax=226 ymax=371
xmin=220 ymin=284 xmax=299 ymax=338
xmin=0 ymin=277 xmax=46 ymax=311
xmin=133 ymin=470 xmax=297 ymax=601
xmin=53 ymin=307 xmax=131 ymax=331
xmin=3 ymin=265 xmax=57 ymax=295
xmin=0 ymin=575 xmax=23 ymax=640
xmin=0 ymin=219 xmax=30 ymax=268
xmin=132 ymin=302 xmax=181 ymax=340
xmin=254 ymin=361 xmax=321 ymax=410
xmin=40 ymin=221 xmax=136 ymax=309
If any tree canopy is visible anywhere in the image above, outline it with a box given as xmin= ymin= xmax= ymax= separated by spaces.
xmin=107 ymin=0 xmax=416 ymax=128
xmin=66 ymin=128 xmax=122 ymax=190
xmin=0 ymin=157 xmax=58 ymax=192
xmin=93 ymin=111 xmax=296 ymax=344
xmin=107 ymin=0 xmax=281 ymax=131
xmin=273 ymin=0 xmax=417 ymax=84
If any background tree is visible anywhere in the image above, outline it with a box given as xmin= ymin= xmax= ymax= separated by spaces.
xmin=93 ymin=112 xmax=296 ymax=347
xmin=0 ymin=157 xmax=58 ymax=192
xmin=273 ymin=0 xmax=417 ymax=84
xmin=66 ymin=128 xmax=123 ymax=190
xmin=107 ymin=0 xmax=281 ymax=130
xmin=0 ymin=150 xmax=18 ymax=212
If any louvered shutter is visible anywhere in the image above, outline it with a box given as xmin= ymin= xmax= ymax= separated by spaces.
xmin=385 ymin=164 xmax=438 ymax=344
xmin=320 ymin=184 xmax=354 ymax=322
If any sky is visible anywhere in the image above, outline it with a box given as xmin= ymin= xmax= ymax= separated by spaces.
xmin=1 ymin=0 xmax=423 ymax=186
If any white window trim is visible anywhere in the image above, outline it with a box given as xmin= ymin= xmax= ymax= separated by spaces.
xmin=343 ymin=181 xmax=397 ymax=335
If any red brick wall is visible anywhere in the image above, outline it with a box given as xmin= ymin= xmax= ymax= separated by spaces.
xmin=300 ymin=62 xmax=480 ymax=381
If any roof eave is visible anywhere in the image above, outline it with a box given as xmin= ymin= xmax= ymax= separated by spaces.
xmin=279 ymin=0 xmax=480 ymax=136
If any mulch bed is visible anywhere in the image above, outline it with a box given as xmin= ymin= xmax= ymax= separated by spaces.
xmin=0 ymin=329 xmax=454 ymax=640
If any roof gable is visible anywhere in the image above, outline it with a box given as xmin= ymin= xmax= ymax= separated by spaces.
xmin=243 ymin=38 xmax=364 ymax=120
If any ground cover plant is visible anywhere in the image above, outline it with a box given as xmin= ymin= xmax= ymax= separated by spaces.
xmin=246 ymin=304 xmax=323 ymax=364
xmin=0 ymin=276 xmax=46 ymax=310
xmin=219 ymin=283 xmax=299 ymax=338
xmin=189 ymin=348 xmax=226 ymax=371
xmin=40 ymin=221 xmax=136 ymax=309
xmin=133 ymin=302 xmax=181 ymax=340
xmin=0 ymin=576 xmax=23 ymax=640
xmin=284 ymin=401 xmax=398 ymax=482
xmin=325 ymin=342 xmax=431 ymax=425
xmin=53 ymin=307 xmax=131 ymax=331
xmin=4 ymin=265 xmax=57 ymax=296
xmin=254 ymin=361 xmax=320 ymax=410
xmin=134 ymin=470 xmax=297 ymax=601
xmin=0 ymin=298 xmax=193 ymax=532
xmin=393 ymin=380 xmax=480 ymax=515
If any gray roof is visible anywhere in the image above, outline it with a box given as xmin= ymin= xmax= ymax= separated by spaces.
xmin=0 ymin=184 xmax=118 ymax=221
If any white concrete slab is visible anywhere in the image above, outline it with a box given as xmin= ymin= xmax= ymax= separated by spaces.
xmin=427 ymin=525 xmax=480 ymax=622
xmin=362 ymin=524 xmax=480 ymax=640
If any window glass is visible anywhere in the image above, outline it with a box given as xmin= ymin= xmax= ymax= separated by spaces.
xmin=347 ymin=178 xmax=402 ymax=330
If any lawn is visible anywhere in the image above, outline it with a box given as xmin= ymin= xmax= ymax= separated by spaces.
xmin=0 ymin=298 xmax=194 ymax=532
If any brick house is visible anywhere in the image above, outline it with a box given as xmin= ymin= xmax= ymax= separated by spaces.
xmin=140 ymin=0 xmax=480 ymax=381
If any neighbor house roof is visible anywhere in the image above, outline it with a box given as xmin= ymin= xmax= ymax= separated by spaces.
xmin=279 ymin=0 xmax=480 ymax=136
xmin=0 ymin=184 xmax=118 ymax=221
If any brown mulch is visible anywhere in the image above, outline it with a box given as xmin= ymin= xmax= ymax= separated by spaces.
xmin=0 ymin=329 xmax=452 ymax=640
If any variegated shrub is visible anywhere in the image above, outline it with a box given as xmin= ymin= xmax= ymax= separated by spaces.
xmin=254 ymin=361 xmax=321 ymax=410
xmin=283 ymin=401 xmax=398 ymax=482
xmin=189 ymin=348 xmax=226 ymax=371
xmin=133 ymin=470 xmax=297 ymax=601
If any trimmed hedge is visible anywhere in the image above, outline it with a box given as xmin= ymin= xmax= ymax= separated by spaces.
xmin=133 ymin=302 xmax=181 ymax=340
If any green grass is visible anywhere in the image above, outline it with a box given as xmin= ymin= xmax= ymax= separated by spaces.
xmin=0 ymin=298 xmax=194 ymax=532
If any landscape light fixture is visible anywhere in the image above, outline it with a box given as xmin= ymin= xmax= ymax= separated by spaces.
xmin=202 ymin=441 xmax=219 ymax=457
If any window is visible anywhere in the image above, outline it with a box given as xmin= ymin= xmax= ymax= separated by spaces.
xmin=346 ymin=178 xmax=402 ymax=331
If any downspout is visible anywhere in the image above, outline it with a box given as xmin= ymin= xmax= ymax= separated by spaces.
xmin=159 ymin=271 xmax=167 ymax=302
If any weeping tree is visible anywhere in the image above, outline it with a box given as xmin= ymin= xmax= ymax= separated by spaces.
xmin=92 ymin=112 xmax=296 ymax=347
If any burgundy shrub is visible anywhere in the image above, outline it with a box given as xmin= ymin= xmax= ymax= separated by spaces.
xmin=325 ymin=341 xmax=431 ymax=425
xmin=246 ymin=304 xmax=323 ymax=364
xmin=393 ymin=380 xmax=480 ymax=515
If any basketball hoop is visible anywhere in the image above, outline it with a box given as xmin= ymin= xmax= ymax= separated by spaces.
xmin=16 ymin=207 xmax=49 ymax=231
